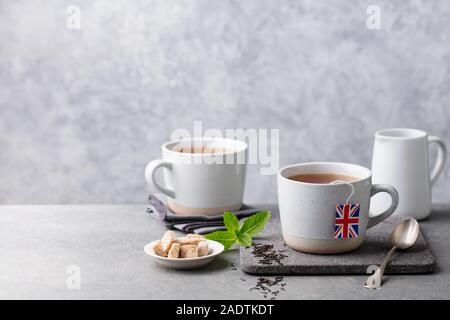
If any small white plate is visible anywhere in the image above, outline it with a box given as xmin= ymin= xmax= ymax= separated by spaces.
xmin=144 ymin=239 xmax=225 ymax=270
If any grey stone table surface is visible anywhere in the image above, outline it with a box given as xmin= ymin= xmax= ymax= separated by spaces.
xmin=0 ymin=204 xmax=449 ymax=300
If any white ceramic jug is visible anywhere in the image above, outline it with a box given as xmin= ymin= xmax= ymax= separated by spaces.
xmin=371 ymin=128 xmax=447 ymax=220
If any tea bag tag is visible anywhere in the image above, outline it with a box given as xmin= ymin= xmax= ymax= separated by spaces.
xmin=330 ymin=180 xmax=360 ymax=239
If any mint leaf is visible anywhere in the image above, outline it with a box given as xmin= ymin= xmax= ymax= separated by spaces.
xmin=204 ymin=211 xmax=272 ymax=251
xmin=204 ymin=230 xmax=236 ymax=250
xmin=223 ymin=211 xmax=240 ymax=232
xmin=239 ymin=211 xmax=271 ymax=237
xmin=236 ymin=232 xmax=252 ymax=247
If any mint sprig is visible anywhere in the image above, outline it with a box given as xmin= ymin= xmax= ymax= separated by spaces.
xmin=204 ymin=211 xmax=271 ymax=250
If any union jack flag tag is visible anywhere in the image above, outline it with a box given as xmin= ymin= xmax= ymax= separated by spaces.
xmin=334 ymin=203 xmax=360 ymax=239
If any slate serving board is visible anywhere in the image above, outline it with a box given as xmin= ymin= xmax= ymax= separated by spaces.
xmin=240 ymin=215 xmax=435 ymax=275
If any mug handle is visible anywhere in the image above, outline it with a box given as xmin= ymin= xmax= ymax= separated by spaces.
xmin=145 ymin=159 xmax=175 ymax=198
xmin=367 ymin=184 xmax=399 ymax=228
xmin=428 ymin=136 xmax=447 ymax=186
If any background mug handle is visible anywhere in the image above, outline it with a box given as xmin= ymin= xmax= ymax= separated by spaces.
xmin=145 ymin=159 xmax=175 ymax=199
xmin=367 ymin=184 xmax=399 ymax=228
xmin=428 ymin=136 xmax=447 ymax=186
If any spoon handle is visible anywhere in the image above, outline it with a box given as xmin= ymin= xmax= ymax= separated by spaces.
xmin=378 ymin=246 xmax=397 ymax=279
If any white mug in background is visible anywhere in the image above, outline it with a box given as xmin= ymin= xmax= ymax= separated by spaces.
xmin=371 ymin=128 xmax=447 ymax=220
xmin=277 ymin=162 xmax=399 ymax=254
xmin=145 ymin=137 xmax=247 ymax=216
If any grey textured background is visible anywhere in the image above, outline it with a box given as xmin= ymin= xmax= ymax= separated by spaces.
xmin=0 ymin=0 xmax=449 ymax=204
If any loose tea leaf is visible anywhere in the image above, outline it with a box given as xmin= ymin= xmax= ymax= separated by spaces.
xmin=251 ymin=243 xmax=287 ymax=266
xmin=250 ymin=276 xmax=286 ymax=300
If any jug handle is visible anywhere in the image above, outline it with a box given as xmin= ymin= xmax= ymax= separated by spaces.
xmin=428 ymin=136 xmax=447 ymax=186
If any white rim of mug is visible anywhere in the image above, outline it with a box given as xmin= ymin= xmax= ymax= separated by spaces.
xmin=375 ymin=128 xmax=427 ymax=140
xmin=162 ymin=137 xmax=248 ymax=156
xmin=278 ymin=162 xmax=371 ymax=186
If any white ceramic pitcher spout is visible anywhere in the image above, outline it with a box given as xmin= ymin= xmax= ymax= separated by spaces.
xmin=371 ymin=128 xmax=447 ymax=220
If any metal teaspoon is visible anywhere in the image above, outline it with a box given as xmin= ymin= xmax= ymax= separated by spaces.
xmin=364 ymin=218 xmax=420 ymax=289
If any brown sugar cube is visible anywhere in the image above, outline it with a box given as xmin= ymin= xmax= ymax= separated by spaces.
xmin=197 ymin=241 xmax=209 ymax=257
xmin=187 ymin=234 xmax=204 ymax=239
xmin=167 ymin=243 xmax=181 ymax=258
xmin=176 ymin=237 xmax=204 ymax=245
xmin=153 ymin=241 xmax=166 ymax=257
xmin=161 ymin=230 xmax=176 ymax=253
xmin=180 ymin=245 xmax=198 ymax=258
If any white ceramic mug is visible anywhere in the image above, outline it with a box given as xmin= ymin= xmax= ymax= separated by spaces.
xmin=371 ymin=128 xmax=447 ymax=220
xmin=277 ymin=162 xmax=399 ymax=254
xmin=145 ymin=137 xmax=247 ymax=216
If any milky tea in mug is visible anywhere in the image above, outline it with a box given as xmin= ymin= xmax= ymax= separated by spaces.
xmin=288 ymin=173 xmax=358 ymax=184
xmin=145 ymin=137 xmax=248 ymax=216
xmin=277 ymin=162 xmax=399 ymax=254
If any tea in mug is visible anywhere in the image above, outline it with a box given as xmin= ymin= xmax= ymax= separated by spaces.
xmin=288 ymin=173 xmax=359 ymax=184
